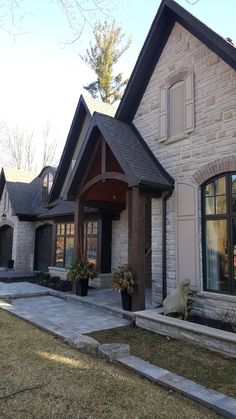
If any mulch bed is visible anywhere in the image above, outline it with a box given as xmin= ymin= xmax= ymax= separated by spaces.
xmin=188 ymin=315 xmax=235 ymax=333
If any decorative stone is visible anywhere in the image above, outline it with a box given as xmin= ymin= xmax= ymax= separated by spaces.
xmin=163 ymin=279 xmax=190 ymax=319
xmin=66 ymin=335 xmax=99 ymax=353
xmin=98 ymin=343 xmax=130 ymax=362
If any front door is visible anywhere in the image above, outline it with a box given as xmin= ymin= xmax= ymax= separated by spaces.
xmin=0 ymin=225 xmax=13 ymax=267
xmin=34 ymin=224 xmax=53 ymax=272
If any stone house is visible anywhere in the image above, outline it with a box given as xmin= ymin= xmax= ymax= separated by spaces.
xmin=1 ymin=0 xmax=235 ymax=319
xmin=49 ymin=0 xmax=236 ymax=317
xmin=0 ymin=166 xmax=56 ymax=272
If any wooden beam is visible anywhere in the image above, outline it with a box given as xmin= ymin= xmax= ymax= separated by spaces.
xmin=130 ymin=187 xmax=146 ymax=311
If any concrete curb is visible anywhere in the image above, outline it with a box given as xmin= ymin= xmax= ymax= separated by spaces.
xmin=118 ymin=355 xmax=236 ymax=419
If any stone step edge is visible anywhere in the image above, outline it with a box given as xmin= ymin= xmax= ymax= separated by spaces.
xmin=118 ymin=355 xmax=236 ymax=419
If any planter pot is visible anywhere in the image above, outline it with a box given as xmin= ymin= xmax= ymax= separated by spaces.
xmin=72 ymin=278 xmax=89 ymax=296
xmin=121 ymin=290 xmax=132 ymax=311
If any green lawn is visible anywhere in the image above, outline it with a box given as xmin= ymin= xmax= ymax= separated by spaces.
xmin=89 ymin=325 xmax=236 ymax=398
xmin=0 ymin=310 xmax=219 ymax=419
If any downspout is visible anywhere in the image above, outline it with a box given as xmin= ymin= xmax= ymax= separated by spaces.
xmin=162 ymin=190 xmax=173 ymax=302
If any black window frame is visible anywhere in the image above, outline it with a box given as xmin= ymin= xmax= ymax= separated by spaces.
xmin=202 ymin=172 xmax=236 ymax=295
xmin=55 ymin=223 xmax=74 ymax=268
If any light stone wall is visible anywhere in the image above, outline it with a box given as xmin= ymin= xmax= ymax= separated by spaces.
xmin=111 ymin=208 xmax=128 ymax=270
xmin=0 ymin=185 xmax=48 ymax=272
xmin=133 ymin=22 xmax=236 ymax=310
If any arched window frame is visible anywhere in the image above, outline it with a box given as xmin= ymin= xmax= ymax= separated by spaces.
xmin=202 ymin=172 xmax=236 ymax=295
xmin=159 ymin=69 xmax=195 ymax=142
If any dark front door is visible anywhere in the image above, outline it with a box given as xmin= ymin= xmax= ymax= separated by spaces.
xmin=0 ymin=225 xmax=13 ymax=267
xmin=34 ymin=224 xmax=53 ymax=272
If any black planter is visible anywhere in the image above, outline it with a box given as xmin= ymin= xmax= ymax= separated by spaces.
xmin=121 ymin=290 xmax=132 ymax=311
xmin=73 ymin=278 xmax=89 ymax=296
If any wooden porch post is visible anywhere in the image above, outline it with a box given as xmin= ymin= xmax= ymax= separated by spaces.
xmin=74 ymin=197 xmax=84 ymax=259
xmin=129 ymin=187 xmax=146 ymax=311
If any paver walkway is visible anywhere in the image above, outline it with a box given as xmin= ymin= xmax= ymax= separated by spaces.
xmin=0 ymin=282 xmax=131 ymax=338
xmin=1 ymin=281 xmax=236 ymax=418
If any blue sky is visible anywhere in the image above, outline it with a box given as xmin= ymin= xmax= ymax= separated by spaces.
xmin=1 ymin=0 xmax=236 ymax=162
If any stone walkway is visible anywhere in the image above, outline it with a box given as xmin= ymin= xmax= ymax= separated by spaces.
xmin=0 ymin=281 xmax=236 ymax=418
xmin=0 ymin=282 xmax=131 ymax=337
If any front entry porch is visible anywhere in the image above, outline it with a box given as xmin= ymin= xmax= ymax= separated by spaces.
xmin=65 ymin=113 xmax=174 ymax=311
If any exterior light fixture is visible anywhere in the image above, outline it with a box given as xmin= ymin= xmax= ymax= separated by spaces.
xmin=1 ymin=213 xmax=6 ymax=220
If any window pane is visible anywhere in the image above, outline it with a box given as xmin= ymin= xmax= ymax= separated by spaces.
xmin=215 ymin=176 xmax=225 ymax=196
xmin=233 ymin=220 xmax=236 ymax=291
xmin=48 ymin=173 xmax=53 ymax=194
xmin=205 ymin=181 xmax=214 ymax=197
xmin=65 ymin=237 xmax=74 ymax=268
xmin=61 ymin=224 xmax=65 ymax=235
xmin=70 ymin=224 xmax=74 ymax=235
xmin=57 ymin=224 xmax=61 ymax=235
xmin=86 ymin=236 xmax=97 ymax=265
xmin=205 ymin=197 xmax=215 ymax=214
xmin=205 ymin=220 xmax=228 ymax=291
xmin=232 ymin=175 xmax=236 ymax=194
xmin=55 ymin=237 xmax=64 ymax=267
xmin=216 ymin=196 xmax=226 ymax=214
xmin=65 ymin=224 xmax=70 ymax=235
xmin=232 ymin=195 xmax=236 ymax=213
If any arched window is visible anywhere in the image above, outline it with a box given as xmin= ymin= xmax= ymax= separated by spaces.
xmin=42 ymin=172 xmax=54 ymax=201
xmin=202 ymin=173 xmax=236 ymax=294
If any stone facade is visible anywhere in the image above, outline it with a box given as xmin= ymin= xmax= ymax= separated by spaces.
xmin=132 ymin=22 xmax=236 ymax=311
xmin=111 ymin=208 xmax=128 ymax=270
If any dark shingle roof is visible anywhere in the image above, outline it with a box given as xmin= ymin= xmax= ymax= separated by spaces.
xmin=38 ymin=200 xmax=75 ymax=218
xmin=66 ymin=112 xmax=174 ymax=198
xmin=7 ymin=178 xmax=43 ymax=216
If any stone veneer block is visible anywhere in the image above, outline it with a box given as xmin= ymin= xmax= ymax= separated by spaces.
xmin=98 ymin=343 xmax=130 ymax=362
xmin=135 ymin=310 xmax=236 ymax=358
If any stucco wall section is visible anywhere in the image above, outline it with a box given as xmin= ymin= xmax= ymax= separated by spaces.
xmin=133 ymin=22 xmax=236 ymax=305
xmin=111 ymin=208 xmax=128 ymax=270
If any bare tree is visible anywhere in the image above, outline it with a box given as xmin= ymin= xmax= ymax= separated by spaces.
xmin=41 ymin=122 xmax=58 ymax=168
xmin=5 ymin=126 xmax=36 ymax=170
xmin=1 ymin=0 xmax=121 ymax=42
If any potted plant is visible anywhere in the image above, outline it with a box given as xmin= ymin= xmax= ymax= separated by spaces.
xmin=112 ymin=264 xmax=136 ymax=311
xmin=67 ymin=258 xmax=97 ymax=296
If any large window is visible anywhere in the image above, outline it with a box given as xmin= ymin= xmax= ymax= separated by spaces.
xmin=202 ymin=173 xmax=236 ymax=294
xmin=55 ymin=223 xmax=74 ymax=268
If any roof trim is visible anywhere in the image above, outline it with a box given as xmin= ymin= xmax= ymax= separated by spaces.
xmin=116 ymin=0 xmax=236 ymax=123
xmin=48 ymin=95 xmax=91 ymax=203
xmin=65 ymin=113 xmax=174 ymax=199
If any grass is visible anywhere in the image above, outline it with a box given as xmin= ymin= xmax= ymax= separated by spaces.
xmin=89 ymin=325 xmax=236 ymax=398
xmin=0 ymin=310 xmax=219 ymax=419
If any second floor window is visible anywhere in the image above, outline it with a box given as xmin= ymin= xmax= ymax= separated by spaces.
xmin=42 ymin=172 xmax=54 ymax=201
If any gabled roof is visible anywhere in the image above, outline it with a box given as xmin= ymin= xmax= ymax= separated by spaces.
xmin=65 ymin=112 xmax=174 ymax=199
xmin=116 ymin=0 xmax=236 ymax=123
xmin=0 ymin=167 xmax=57 ymax=218
xmin=49 ymin=95 xmax=116 ymax=203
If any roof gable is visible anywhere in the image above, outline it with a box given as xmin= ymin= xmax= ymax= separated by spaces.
xmin=65 ymin=112 xmax=174 ymax=199
xmin=116 ymin=0 xmax=236 ymax=123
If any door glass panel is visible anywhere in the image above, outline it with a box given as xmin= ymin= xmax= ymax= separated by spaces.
xmin=232 ymin=195 xmax=236 ymax=213
xmin=205 ymin=220 xmax=228 ymax=291
xmin=55 ymin=237 xmax=64 ymax=267
xmin=65 ymin=237 xmax=74 ymax=268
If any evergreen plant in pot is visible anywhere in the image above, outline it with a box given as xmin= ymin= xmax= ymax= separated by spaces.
xmin=112 ymin=264 xmax=136 ymax=311
xmin=67 ymin=258 xmax=97 ymax=296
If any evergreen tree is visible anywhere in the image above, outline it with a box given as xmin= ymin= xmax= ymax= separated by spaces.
xmin=82 ymin=20 xmax=131 ymax=104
